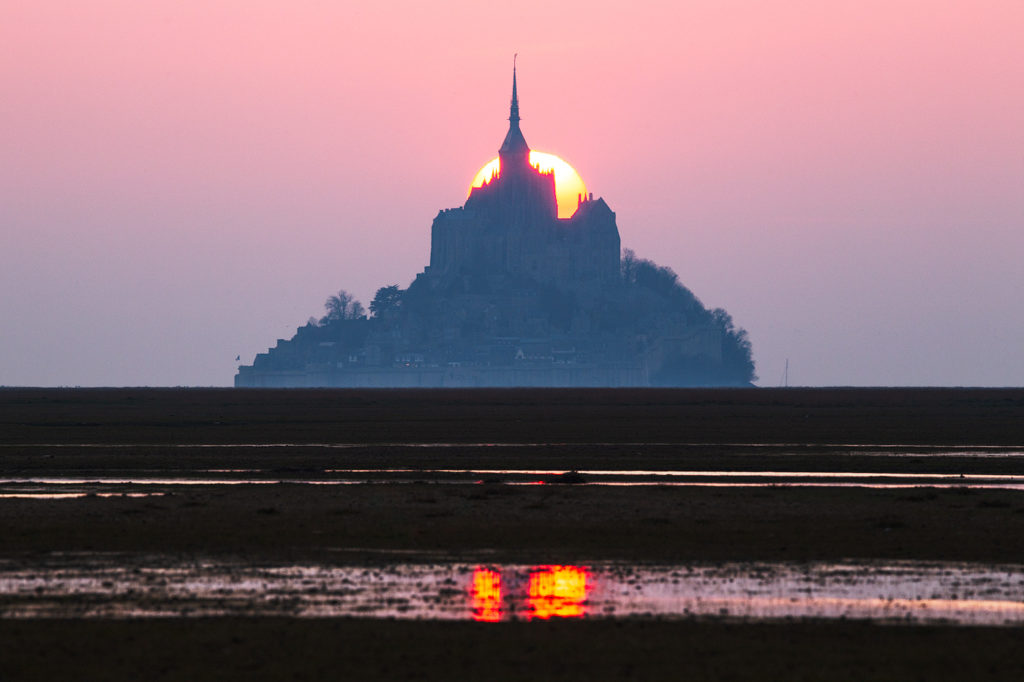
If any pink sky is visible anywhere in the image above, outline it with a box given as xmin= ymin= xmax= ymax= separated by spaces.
xmin=2 ymin=1 xmax=1022 ymax=386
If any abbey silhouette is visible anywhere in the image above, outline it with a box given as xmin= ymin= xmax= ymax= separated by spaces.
xmin=236 ymin=66 xmax=755 ymax=387
xmin=430 ymin=66 xmax=619 ymax=290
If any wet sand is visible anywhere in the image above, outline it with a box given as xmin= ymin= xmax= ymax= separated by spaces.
xmin=2 ymin=387 xmax=1024 ymax=679
xmin=4 ymin=386 xmax=1024 ymax=446
xmin=5 ymin=482 xmax=1024 ymax=564
xmin=5 ymin=618 xmax=1024 ymax=682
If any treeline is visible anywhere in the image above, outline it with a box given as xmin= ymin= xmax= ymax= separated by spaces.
xmin=312 ymin=285 xmax=404 ymax=326
xmin=620 ymin=249 xmax=756 ymax=385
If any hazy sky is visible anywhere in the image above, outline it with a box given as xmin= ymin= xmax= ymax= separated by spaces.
xmin=3 ymin=1 xmax=1022 ymax=386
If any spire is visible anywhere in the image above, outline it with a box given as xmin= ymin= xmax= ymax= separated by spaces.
xmin=509 ymin=54 xmax=520 ymax=124
xmin=499 ymin=54 xmax=530 ymax=161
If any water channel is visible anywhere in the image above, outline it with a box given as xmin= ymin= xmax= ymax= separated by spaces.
xmin=5 ymin=467 xmax=1024 ymax=499
xmin=2 ymin=555 xmax=1023 ymax=625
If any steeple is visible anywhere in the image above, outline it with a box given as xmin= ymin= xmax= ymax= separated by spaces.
xmin=499 ymin=55 xmax=530 ymax=166
xmin=509 ymin=55 xmax=520 ymax=125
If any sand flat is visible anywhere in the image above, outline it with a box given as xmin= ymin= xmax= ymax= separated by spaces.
xmin=3 ymin=387 xmax=1024 ymax=680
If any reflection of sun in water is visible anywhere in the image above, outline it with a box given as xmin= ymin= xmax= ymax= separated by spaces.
xmin=527 ymin=565 xmax=589 ymax=619
xmin=470 ymin=568 xmax=502 ymax=622
xmin=469 ymin=151 xmax=587 ymax=219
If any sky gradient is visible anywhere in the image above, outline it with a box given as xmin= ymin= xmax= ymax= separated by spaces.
xmin=2 ymin=1 xmax=1022 ymax=386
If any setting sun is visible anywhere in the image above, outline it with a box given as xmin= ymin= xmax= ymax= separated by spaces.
xmin=470 ymin=152 xmax=587 ymax=219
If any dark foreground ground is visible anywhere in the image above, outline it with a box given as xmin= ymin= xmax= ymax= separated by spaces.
xmin=5 ymin=619 xmax=1024 ymax=682
xmin=6 ymin=482 xmax=1024 ymax=565
xmin=2 ymin=387 xmax=1024 ymax=680
xmin=4 ymin=386 xmax=1024 ymax=445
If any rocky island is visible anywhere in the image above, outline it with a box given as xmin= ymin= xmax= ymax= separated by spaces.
xmin=236 ymin=68 xmax=754 ymax=387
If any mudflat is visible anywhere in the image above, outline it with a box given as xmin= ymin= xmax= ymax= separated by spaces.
xmin=5 ymin=481 xmax=1024 ymax=565
xmin=3 ymin=386 xmax=1024 ymax=445
xmin=2 ymin=387 xmax=1024 ymax=680
xmin=5 ymin=619 xmax=1024 ymax=682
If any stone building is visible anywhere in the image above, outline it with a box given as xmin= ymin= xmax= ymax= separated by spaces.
xmin=427 ymin=67 xmax=620 ymax=291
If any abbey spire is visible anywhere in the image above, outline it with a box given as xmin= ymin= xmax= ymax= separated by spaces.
xmin=509 ymin=56 xmax=520 ymax=124
xmin=498 ymin=56 xmax=530 ymax=168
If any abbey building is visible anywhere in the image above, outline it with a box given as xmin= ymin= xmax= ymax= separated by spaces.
xmin=427 ymin=68 xmax=620 ymax=290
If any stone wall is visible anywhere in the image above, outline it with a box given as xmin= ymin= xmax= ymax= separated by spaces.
xmin=235 ymin=363 xmax=648 ymax=388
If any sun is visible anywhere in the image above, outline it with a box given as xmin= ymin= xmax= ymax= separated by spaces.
xmin=469 ymin=151 xmax=587 ymax=219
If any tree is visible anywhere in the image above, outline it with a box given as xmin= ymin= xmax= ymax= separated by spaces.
xmin=621 ymin=248 xmax=639 ymax=283
xmin=712 ymin=308 xmax=757 ymax=384
xmin=320 ymin=290 xmax=365 ymax=325
xmin=622 ymin=248 xmax=706 ymax=320
xmin=370 ymin=285 xmax=403 ymax=318
xmin=623 ymin=248 xmax=756 ymax=385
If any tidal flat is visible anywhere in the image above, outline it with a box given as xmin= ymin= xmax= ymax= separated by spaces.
xmin=2 ymin=387 xmax=1024 ymax=680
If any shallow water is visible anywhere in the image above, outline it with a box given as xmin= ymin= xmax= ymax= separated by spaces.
xmin=5 ymin=468 xmax=1024 ymax=498
xmin=4 ymin=442 xmax=1024 ymax=454
xmin=2 ymin=555 xmax=1023 ymax=625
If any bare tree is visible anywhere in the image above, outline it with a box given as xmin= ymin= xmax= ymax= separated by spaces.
xmin=320 ymin=290 xmax=365 ymax=325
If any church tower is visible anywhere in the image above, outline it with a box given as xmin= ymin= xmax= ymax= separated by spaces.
xmin=498 ymin=60 xmax=531 ymax=174
xmin=463 ymin=60 xmax=558 ymax=223
xmin=428 ymin=63 xmax=620 ymax=288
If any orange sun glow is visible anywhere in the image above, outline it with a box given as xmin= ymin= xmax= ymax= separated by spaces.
xmin=471 ymin=568 xmax=503 ymax=622
xmin=527 ymin=565 xmax=589 ymax=619
xmin=469 ymin=152 xmax=587 ymax=219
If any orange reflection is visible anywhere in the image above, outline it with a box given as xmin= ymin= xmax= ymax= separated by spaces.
xmin=527 ymin=565 xmax=589 ymax=619
xmin=471 ymin=568 xmax=503 ymax=622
